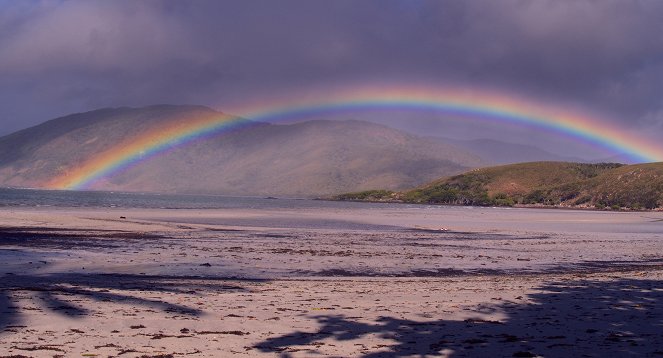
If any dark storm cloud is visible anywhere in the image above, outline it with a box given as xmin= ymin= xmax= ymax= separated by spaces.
xmin=1 ymin=0 xmax=663 ymax=138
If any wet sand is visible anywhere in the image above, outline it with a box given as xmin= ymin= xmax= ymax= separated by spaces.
xmin=1 ymin=205 xmax=662 ymax=357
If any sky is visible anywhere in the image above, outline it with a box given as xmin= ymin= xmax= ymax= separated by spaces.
xmin=1 ymin=0 xmax=663 ymax=159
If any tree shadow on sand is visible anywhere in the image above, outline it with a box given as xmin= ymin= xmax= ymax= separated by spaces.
xmin=0 ymin=226 xmax=267 ymax=334
xmin=255 ymin=278 xmax=663 ymax=357
xmin=0 ymin=270 xmax=264 ymax=334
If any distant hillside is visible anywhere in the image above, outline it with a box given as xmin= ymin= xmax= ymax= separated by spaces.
xmin=435 ymin=137 xmax=586 ymax=164
xmin=335 ymin=162 xmax=663 ymax=210
xmin=0 ymin=105 xmax=483 ymax=197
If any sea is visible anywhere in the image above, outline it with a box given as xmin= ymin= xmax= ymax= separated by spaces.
xmin=0 ymin=187 xmax=406 ymax=210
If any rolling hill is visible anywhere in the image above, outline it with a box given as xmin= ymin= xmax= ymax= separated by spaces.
xmin=335 ymin=161 xmax=663 ymax=210
xmin=436 ymin=137 xmax=587 ymax=164
xmin=0 ymin=105 xmax=484 ymax=197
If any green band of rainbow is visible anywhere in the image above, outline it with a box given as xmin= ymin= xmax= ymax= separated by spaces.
xmin=47 ymin=84 xmax=663 ymax=190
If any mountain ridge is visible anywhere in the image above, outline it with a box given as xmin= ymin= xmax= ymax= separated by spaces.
xmin=0 ymin=105 xmax=483 ymax=197
xmin=434 ymin=137 xmax=587 ymax=164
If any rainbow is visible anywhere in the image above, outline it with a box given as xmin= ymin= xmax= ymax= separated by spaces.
xmin=47 ymin=83 xmax=663 ymax=190
xmin=47 ymin=112 xmax=257 ymax=190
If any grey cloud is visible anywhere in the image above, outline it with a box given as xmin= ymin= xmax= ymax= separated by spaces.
xmin=0 ymin=2 xmax=198 ymax=74
xmin=1 ymin=0 xmax=663 ymax=148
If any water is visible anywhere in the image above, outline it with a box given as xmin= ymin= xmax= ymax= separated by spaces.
xmin=4 ymin=188 xmax=661 ymax=234
xmin=0 ymin=187 xmax=406 ymax=210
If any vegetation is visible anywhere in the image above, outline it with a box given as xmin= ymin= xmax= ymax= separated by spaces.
xmin=333 ymin=162 xmax=663 ymax=210
xmin=334 ymin=189 xmax=395 ymax=202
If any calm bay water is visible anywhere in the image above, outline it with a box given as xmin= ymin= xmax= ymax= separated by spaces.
xmin=0 ymin=187 xmax=402 ymax=210
xmin=1 ymin=188 xmax=661 ymax=234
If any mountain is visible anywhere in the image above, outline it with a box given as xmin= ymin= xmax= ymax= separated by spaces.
xmin=435 ymin=137 xmax=585 ymax=164
xmin=0 ymin=105 xmax=484 ymax=197
xmin=335 ymin=161 xmax=663 ymax=210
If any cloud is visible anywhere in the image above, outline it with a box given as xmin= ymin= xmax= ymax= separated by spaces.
xmin=1 ymin=0 xmax=663 ymax=146
xmin=0 ymin=1 xmax=196 ymax=73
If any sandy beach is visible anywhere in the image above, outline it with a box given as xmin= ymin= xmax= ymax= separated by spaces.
xmin=1 ymin=205 xmax=662 ymax=357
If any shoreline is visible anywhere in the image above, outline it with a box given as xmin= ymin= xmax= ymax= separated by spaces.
xmin=326 ymin=197 xmax=663 ymax=212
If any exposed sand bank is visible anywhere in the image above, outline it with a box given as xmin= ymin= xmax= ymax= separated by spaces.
xmin=1 ymin=206 xmax=662 ymax=357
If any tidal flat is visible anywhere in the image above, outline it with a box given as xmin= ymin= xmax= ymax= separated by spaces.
xmin=1 ymin=204 xmax=662 ymax=357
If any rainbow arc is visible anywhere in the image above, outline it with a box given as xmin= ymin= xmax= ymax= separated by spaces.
xmin=47 ymin=84 xmax=663 ymax=190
